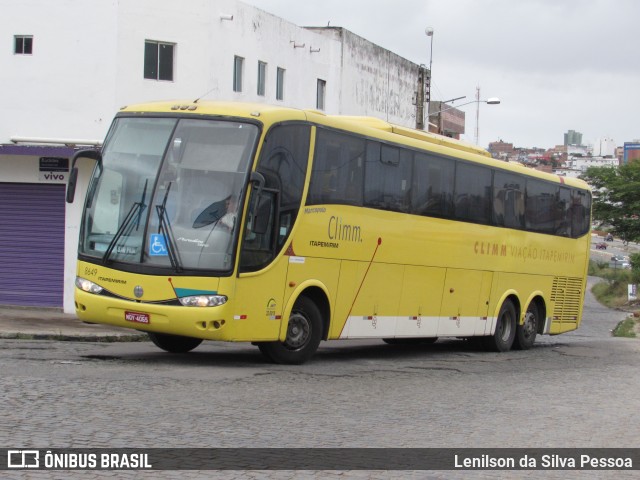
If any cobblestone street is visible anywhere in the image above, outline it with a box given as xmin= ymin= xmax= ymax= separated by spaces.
xmin=2 ymin=279 xmax=639 ymax=479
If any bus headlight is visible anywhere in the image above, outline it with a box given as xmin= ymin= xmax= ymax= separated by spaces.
xmin=179 ymin=295 xmax=228 ymax=307
xmin=75 ymin=277 xmax=104 ymax=294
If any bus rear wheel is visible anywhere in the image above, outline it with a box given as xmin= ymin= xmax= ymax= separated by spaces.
xmin=513 ymin=302 xmax=538 ymax=350
xmin=147 ymin=332 xmax=203 ymax=353
xmin=483 ymin=299 xmax=516 ymax=352
xmin=257 ymin=296 xmax=323 ymax=365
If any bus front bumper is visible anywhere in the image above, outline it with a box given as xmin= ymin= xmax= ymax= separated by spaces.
xmin=75 ymin=289 xmax=241 ymax=341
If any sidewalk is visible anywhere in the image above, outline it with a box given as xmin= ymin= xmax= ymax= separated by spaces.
xmin=0 ymin=305 xmax=146 ymax=341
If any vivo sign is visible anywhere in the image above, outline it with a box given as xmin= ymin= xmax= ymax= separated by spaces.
xmin=39 ymin=157 xmax=68 ymax=183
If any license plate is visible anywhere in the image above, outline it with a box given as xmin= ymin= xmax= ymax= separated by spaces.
xmin=125 ymin=311 xmax=150 ymax=324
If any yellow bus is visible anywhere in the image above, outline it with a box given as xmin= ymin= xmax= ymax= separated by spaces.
xmin=67 ymin=101 xmax=592 ymax=364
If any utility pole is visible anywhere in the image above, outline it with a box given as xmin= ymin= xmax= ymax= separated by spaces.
xmin=415 ymin=66 xmax=426 ymax=130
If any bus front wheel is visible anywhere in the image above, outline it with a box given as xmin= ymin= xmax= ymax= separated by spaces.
xmin=257 ymin=296 xmax=323 ymax=365
xmin=147 ymin=332 xmax=203 ymax=353
xmin=483 ymin=299 xmax=516 ymax=352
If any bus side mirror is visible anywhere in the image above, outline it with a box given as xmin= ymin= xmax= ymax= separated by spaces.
xmin=66 ymin=167 xmax=79 ymax=203
xmin=66 ymin=149 xmax=102 ymax=203
xmin=248 ymin=171 xmax=270 ymax=234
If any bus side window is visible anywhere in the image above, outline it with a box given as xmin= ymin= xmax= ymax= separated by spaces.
xmin=364 ymin=143 xmax=411 ymax=213
xmin=555 ymin=187 xmax=572 ymax=237
xmin=570 ymin=189 xmax=591 ymax=237
xmin=493 ymin=171 xmax=524 ymax=229
xmin=308 ymin=128 xmax=364 ymax=206
xmin=239 ymin=190 xmax=277 ymax=270
xmin=454 ymin=162 xmax=492 ymax=224
xmin=411 ymin=153 xmax=454 ymax=218
xmin=526 ymin=179 xmax=557 ymax=234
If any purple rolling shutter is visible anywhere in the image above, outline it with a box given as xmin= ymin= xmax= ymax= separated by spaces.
xmin=0 ymin=183 xmax=66 ymax=307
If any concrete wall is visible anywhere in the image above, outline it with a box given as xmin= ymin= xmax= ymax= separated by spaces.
xmin=309 ymin=27 xmax=419 ymax=127
xmin=113 ymin=0 xmax=342 ymax=111
xmin=1 ymin=0 xmax=119 ymax=143
xmin=3 ymin=0 xmax=421 ymax=142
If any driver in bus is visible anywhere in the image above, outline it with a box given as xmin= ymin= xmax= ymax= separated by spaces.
xmin=219 ymin=195 xmax=238 ymax=232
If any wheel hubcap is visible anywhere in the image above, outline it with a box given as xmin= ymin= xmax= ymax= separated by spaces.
xmin=284 ymin=312 xmax=310 ymax=350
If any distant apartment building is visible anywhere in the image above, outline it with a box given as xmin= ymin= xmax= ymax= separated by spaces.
xmin=623 ymin=142 xmax=640 ymax=165
xmin=564 ymin=130 xmax=583 ymax=146
xmin=556 ymin=156 xmax=618 ymax=178
xmin=427 ymin=101 xmax=465 ymax=139
xmin=0 ymin=0 xmax=427 ymax=311
xmin=567 ymin=144 xmax=591 ymax=157
xmin=488 ymin=140 xmax=514 ymax=160
xmin=593 ymin=136 xmax=616 ymax=157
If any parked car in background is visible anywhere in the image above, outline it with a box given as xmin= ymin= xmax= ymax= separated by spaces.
xmin=596 ymin=242 xmax=607 ymax=250
xmin=611 ymin=255 xmax=631 ymax=269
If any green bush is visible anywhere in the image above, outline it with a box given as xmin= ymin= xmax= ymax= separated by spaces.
xmin=589 ymin=260 xmax=633 ymax=308
xmin=612 ymin=317 xmax=637 ymax=338
xmin=589 ymin=260 xmax=632 ymax=282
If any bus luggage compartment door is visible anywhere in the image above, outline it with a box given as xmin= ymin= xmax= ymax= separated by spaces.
xmin=438 ymin=269 xmax=493 ymax=337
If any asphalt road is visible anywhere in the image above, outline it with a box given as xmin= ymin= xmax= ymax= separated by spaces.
xmin=590 ymin=234 xmax=639 ymax=266
xmin=1 ymin=277 xmax=639 ymax=479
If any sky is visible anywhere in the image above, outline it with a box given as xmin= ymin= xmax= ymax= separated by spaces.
xmin=245 ymin=0 xmax=640 ymax=150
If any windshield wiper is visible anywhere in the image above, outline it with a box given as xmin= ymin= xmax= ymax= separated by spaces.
xmin=155 ymin=182 xmax=182 ymax=272
xmin=103 ymin=179 xmax=148 ymax=264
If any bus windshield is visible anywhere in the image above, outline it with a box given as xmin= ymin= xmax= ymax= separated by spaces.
xmin=79 ymin=116 xmax=259 ymax=273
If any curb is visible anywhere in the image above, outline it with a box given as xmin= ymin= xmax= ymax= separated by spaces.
xmin=0 ymin=332 xmax=148 ymax=342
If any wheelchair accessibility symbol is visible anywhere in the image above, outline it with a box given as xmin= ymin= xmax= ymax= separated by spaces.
xmin=149 ymin=234 xmax=168 ymax=256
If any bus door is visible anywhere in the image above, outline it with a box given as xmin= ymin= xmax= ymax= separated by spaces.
xmin=438 ymin=269 xmax=493 ymax=337
xmin=235 ymin=190 xmax=289 ymax=341
xmin=235 ymin=123 xmax=311 ymax=342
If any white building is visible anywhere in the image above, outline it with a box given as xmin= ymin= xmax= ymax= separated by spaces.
xmin=593 ymin=136 xmax=616 ymax=157
xmin=1 ymin=0 xmax=424 ymax=312
xmin=556 ymin=155 xmax=618 ymax=178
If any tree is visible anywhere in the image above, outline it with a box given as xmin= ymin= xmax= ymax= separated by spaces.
xmin=582 ymin=162 xmax=640 ymax=243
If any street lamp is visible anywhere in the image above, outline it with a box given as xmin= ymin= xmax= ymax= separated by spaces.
xmin=430 ymin=97 xmax=500 ymax=117
xmin=429 ymin=96 xmax=500 ymax=139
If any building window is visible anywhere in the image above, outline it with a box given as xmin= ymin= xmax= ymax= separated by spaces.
xmin=14 ymin=35 xmax=33 ymax=55
xmin=257 ymin=61 xmax=267 ymax=96
xmin=316 ymin=79 xmax=326 ymax=110
xmin=233 ymin=56 xmax=244 ymax=92
xmin=276 ymin=67 xmax=285 ymax=101
xmin=144 ymin=40 xmax=175 ymax=81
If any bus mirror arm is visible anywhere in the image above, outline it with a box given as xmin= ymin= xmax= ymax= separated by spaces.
xmin=248 ymin=171 xmax=266 ymax=222
xmin=66 ymin=149 xmax=102 ymax=203
xmin=249 ymin=171 xmax=265 ymax=197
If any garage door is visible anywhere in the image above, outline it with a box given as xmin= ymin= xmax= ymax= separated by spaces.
xmin=0 ymin=183 xmax=66 ymax=307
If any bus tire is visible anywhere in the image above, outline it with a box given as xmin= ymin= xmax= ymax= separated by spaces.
xmin=147 ymin=332 xmax=203 ymax=353
xmin=513 ymin=302 xmax=538 ymax=350
xmin=257 ymin=296 xmax=323 ymax=365
xmin=383 ymin=337 xmax=438 ymax=345
xmin=483 ymin=299 xmax=516 ymax=352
